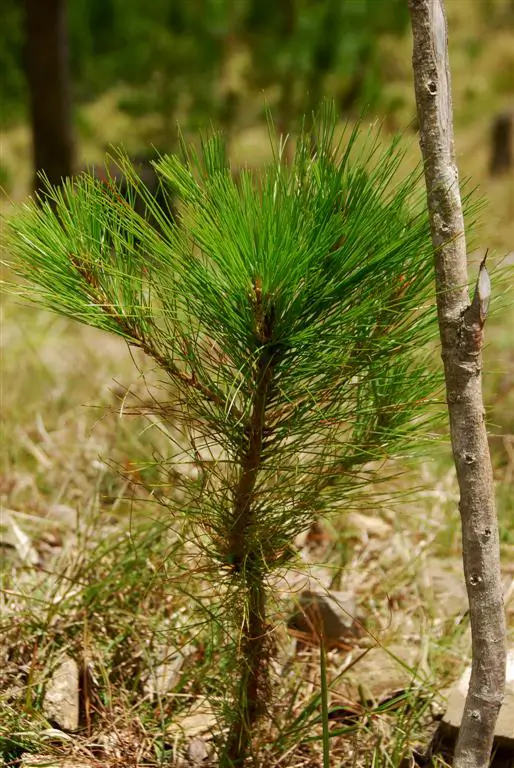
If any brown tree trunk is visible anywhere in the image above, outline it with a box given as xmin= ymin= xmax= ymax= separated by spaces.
xmin=24 ymin=0 xmax=75 ymax=193
xmin=408 ymin=2 xmax=506 ymax=767
xmin=489 ymin=112 xmax=512 ymax=177
xmin=223 ymin=581 xmax=268 ymax=767
xmin=221 ymin=279 xmax=275 ymax=767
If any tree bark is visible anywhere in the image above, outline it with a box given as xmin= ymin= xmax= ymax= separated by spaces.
xmin=24 ymin=0 xmax=75 ymax=193
xmin=222 ymin=279 xmax=275 ymax=767
xmin=407 ymin=2 xmax=506 ymax=768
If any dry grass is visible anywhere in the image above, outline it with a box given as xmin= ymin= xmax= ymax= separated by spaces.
xmin=1 ymin=295 xmax=512 ymax=768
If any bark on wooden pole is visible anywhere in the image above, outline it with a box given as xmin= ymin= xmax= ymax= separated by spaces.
xmin=407 ymin=2 xmax=506 ymax=767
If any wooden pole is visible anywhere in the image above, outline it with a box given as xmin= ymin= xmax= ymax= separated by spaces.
xmin=407 ymin=2 xmax=506 ymax=767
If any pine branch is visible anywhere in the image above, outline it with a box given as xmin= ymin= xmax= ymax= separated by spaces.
xmin=68 ymin=246 xmax=235 ymax=415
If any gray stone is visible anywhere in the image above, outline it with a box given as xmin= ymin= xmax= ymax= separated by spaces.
xmin=334 ymin=644 xmax=422 ymax=702
xmin=442 ymin=648 xmax=514 ymax=747
xmin=288 ymin=589 xmax=358 ymax=647
xmin=42 ymin=655 xmax=80 ymax=732
xmin=0 ymin=509 xmax=39 ymax=566
xmin=167 ymin=697 xmax=217 ymax=739
xmin=143 ymin=644 xmax=192 ymax=699
xmin=271 ymin=564 xmax=333 ymax=595
xmin=419 ymin=557 xmax=469 ymax=616
xmin=346 ymin=511 xmax=392 ymax=539
xmin=187 ymin=736 xmax=212 ymax=764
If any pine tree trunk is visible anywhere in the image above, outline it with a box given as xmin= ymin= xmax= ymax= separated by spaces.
xmin=223 ymin=581 xmax=268 ymax=767
xmin=222 ymin=279 xmax=275 ymax=766
xmin=408 ymin=2 xmax=506 ymax=767
xmin=24 ymin=0 xmax=75 ymax=193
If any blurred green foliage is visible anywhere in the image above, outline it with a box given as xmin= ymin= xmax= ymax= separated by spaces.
xmin=0 ymin=1 xmax=27 ymax=122
xmin=0 ymin=0 xmax=411 ymax=132
xmin=245 ymin=0 xmax=410 ymax=121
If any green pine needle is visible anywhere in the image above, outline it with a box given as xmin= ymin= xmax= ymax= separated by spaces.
xmin=4 ymin=108 xmax=444 ymax=573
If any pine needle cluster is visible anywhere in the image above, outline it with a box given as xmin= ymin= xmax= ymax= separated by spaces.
xmin=5 ymin=106 xmax=442 ymax=765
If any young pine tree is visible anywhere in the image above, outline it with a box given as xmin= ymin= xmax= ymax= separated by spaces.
xmin=5 ymin=108 xmax=442 ymax=766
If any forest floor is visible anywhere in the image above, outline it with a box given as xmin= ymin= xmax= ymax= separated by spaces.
xmin=1 ymin=2 xmax=513 ymax=766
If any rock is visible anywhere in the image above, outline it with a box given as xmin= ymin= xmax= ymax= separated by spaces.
xmin=288 ymin=589 xmax=358 ymax=647
xmin=42 ymin=654 xmax=80 ymax=732
xmin=441 ymin=648 xmax=514 ymax=747
xmin=346 ymin=511 xmax=392 ymax=539
xmin=0 ymin=508 xmax=39 ymax=566
xmin=143 ymin=644 xmax=191 ymax=699
xmin=293 ymin=520 xmax=333 ymax=558
xmin=419 ymin=557 xmax=469 ymax=616
xmin=167 ymin=697 xmax=217 ymax=739
xmin=271 ymin=564 xmax=333 ymax=595
xmin=187 ymin=736 xmax=212 ymax=764
xmin=334 ymin=644 xmax=422 ymax=702
xmin=49 ymin=503 xmax=78 ymax=529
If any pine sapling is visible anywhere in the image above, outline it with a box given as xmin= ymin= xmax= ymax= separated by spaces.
xmin=5 ymin=106 xmax=444 ymax=766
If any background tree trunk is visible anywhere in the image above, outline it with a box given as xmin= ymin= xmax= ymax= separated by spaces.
xmin=489 ymin=111 xmax=513 ymax=177
xmin=407 ymin=2 xmax=506 ymax=767
xmin=24 ymin=0 xmax=75 ymax=193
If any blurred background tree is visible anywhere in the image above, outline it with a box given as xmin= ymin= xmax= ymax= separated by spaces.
xmin=0 ymin=0 xmax=413 ymax=179
xmin=242 ymin=0 xmax=410 ymax=144
xmin=24 ymin=0 xmax=75 ymax=192
xmin=1 ymin=0 xmax=512 ymax=191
